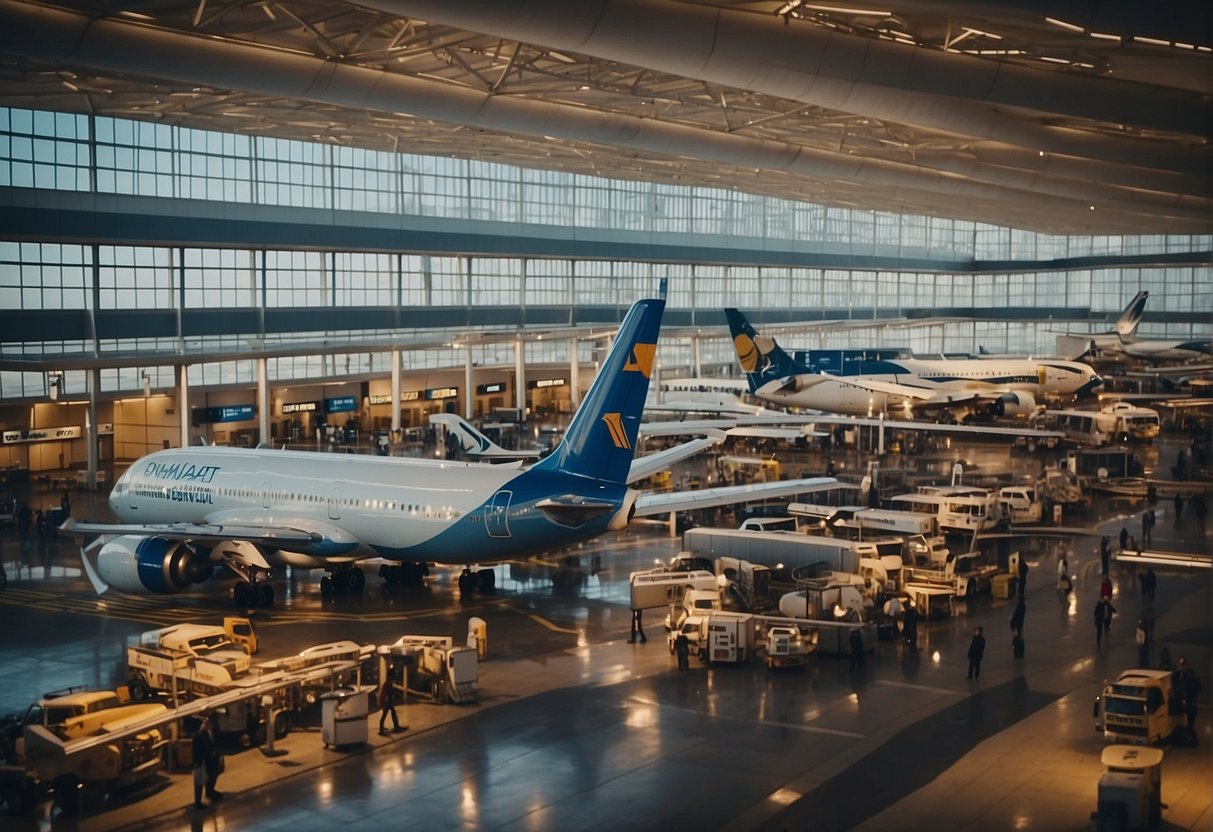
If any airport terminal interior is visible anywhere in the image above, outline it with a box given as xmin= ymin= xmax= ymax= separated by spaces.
xmin=0 ymin=1 xmax=1210 ymax=830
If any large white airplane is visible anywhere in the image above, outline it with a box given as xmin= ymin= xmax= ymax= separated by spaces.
xmin=726 ymin=309 xmax=1102 ymax=420
xmin=64 ymin=296 xmax=846 ymax=606
xmin=1059 ymin=291 xmax=1213 ymax=364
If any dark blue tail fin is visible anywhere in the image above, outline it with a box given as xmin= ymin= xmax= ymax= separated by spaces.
xmin=724 ymin=308 xmax=809 ymax=393
xmin=533 ymin=297 xmax=665 ymax=484
xmin=1115 ymin=291 xmax=1148 ymax=338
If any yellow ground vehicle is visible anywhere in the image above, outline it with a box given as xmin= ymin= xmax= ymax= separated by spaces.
xmin=2 ymin=688 xmax=167 ymax=816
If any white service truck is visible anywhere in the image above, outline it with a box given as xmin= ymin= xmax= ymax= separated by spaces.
xmin=126 ymin=622 xmax=254 ymax=701
xmin=1094 ymin=669 xmax=1185 ymax=745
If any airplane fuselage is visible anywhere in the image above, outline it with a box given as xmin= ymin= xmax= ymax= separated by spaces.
xmin=111 ymin=446 xmax=628 ymax=567
xmin=853 ymin=357 xmax=1097 ymax=396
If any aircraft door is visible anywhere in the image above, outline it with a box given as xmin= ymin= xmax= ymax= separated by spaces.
xmin=328 ymin=484 xmax=343 ymax=520
xmin=486 ymin=490 xmax=512 ymax=538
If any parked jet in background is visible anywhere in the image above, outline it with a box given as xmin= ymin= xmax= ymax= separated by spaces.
xmin=1058 ymin=291 xmax=1213 ymax=364
xmin=726 ymin=309 xmax=1102 ymax=419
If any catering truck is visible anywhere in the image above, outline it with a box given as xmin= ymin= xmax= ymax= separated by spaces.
xmin=1093 ymin=669 xmax=1184 ymax=745
xmin=126 ymin=622 xmax=254 ymax=701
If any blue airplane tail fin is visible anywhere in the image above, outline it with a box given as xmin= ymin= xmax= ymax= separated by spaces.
xmin=724 ymin=308 xmax=809 ymax=393
xmin=533 ymin=297 xmax=665 ymax=485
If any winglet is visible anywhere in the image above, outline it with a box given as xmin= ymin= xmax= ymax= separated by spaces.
xmin=532 ymin=297 xmax=664 ymax=484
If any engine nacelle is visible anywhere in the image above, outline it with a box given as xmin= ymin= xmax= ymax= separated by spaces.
xmin=97 ymin=535 xmax=212 ymax=593
xmin=991 ymin=391 xmax=1037 ymax=418
xmin=607 ymin=489 xmax=640 ymax=531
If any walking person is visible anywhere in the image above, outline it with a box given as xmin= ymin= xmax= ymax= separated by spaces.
xmin=966 ymin=626 xmax=986 ymax=679
xmin=1099 ymin=536 xmax=1110 ymax=576
xmin=1142 ymin=509 xmax=1151 ymax=546
xmin=1010 ymin=596 xmax=1026 ymax=638
xmin=1094 ymin=597 xmax=1117 ymax=646
xmin=1119 ymin=525 xmax=1129 ymax=551
xmin=1141 ymin=566 xmax=1157 ymax=602
xmin=628 ymin=608 xmax=647 ymax=644
xmin=849 ymin=627 xmax=865 ymax=671
xmin=1174 ymin=492 xmax=1184 ymax=525
xmin=674 ymin=632 xmax=690 ymax=670
xmin=1177 ymin=656 xmax=1202 ymax=745
xmin=1017 ymin=557 xmax=1029 ymax=597
xmin=378 ymin=674 xmax=402 ymax=735
xmin=192 ymin=715 xmax=223 ymax=809
xmin=1099 ymin=576 xmax=1113 ymax=601
xmin=1135 ymin=620 xmax=1149 ymax=668
xmin=1057 ymin=555 xmax=1073 ymax=593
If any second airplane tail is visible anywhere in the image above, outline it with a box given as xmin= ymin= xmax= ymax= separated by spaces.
xmin=533 ymin=296 xmax=665 ymax=485
xmin=724 ymin=308 xmax=810 ymax=393
xmin=1114 ymin=290 xmax=1148 ymax=338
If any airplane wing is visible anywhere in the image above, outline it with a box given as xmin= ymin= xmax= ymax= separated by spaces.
xmin=61 ymin=517 xmax=328 ymax=548
xmin=634 ymin=477 xmax=856 ymax=517
xmin=628 ymin=432 xmax=726 ymax=484
xmin=829 ymin=375 xmax=985 ymax=409
xmin=787 ymin=413 xmax=1064 ymax=440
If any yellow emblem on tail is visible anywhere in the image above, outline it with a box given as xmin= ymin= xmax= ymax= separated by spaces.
xmin=601 ymin=412 xmax=630 ymax=450
xmin=624 ymin=343 xmax=657 ymax=378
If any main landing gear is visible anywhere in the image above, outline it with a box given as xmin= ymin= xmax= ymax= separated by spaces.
xmin=457 ymin=568 xmax=496 ymax=595
xmin=378 ymin=561 xmax=429 ymax=587
xmin=231 ymin=580 xmax=275 ymax=608
xmin=320 ymin=565 xmax=366 ymax=597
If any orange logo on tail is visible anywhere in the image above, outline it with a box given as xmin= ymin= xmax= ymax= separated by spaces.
xmin=602 ymin=412 xmax=630 ymax=449
xmin=624 ymin=343 xmax=657 ymax=378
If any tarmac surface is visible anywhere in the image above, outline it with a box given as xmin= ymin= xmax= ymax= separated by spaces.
xmin=0 ymin=436 xmax=1209 ymax=832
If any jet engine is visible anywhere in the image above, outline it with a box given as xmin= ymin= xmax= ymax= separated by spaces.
xmin=96 ymin=535 xmax=212 ymax=593
xmin=607 ymin=489 xmax=639 ymax=531
xmin=990 ymin=391 xmax=1037 ymax=418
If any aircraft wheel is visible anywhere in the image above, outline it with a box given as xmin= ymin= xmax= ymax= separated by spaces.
xmin=259 ymin=584 xmax=275 ymax=607
xmin=966 ymin=580 xmax=977 ymax=598
xmin=457 ymin=572 xmax=474 ymax=594
xmin=3 ymin=779 xmax=34 ymax=816
xmin=476 ymin=569 xmax=496 ymax=592
xmin=274 ymin=711 xmax=291 ymax=739
xmin=233 ymin=581 xmax=250 ymax=607
xmin=348 ymin=569 xmax=365 ymax=592
xmin=320 ymin=576 xmax=333 ymax=596
xmin=53 ymin=776 xmax=81 ymax=817
xmin=127 ymin=677 xmax=150 ymax=702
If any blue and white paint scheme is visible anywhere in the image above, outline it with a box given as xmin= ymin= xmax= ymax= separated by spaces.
xmin=1060 ymin=291 xmax=1213 ymax=364
xmin=68 ymin=296 xmax=668 ymax=601
xmin=726 ymin=308 xmax=1102 ymax=419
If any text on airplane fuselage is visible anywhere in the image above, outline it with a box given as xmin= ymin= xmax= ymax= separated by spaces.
xmin=144 ymin=461 xmax=222 ymax=482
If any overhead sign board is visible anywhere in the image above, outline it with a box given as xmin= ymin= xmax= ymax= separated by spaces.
xmin=2 ymin=426 xmax=83 ymax=444
xmin=325 ymin=396 xmax=357 ymax=413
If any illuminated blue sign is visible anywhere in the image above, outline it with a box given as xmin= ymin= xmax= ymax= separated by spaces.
xmin=326 ymin=396 xmax=357 ymax=413
xmin=193 ymin=405 xmax=255 ymax=424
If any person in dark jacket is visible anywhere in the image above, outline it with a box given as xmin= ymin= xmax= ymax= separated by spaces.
xmin=192 ymin=715 xmax=222 ymax=808
xmin=378 ymin=675 xmax=401 ymax=735
xmin=1094 ymin=598 xmax=1116 ymax=646
xmin=1010 ymin=597 xmax=1026 ymax=638
xmin=849 ymin=627 xmax=865 ymax=671
xmin=966 ymin=626 xmax=986 ymax=679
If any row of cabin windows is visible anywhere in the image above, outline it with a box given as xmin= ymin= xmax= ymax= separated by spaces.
xmin=132 ymin=481 xmax=460 ymax=519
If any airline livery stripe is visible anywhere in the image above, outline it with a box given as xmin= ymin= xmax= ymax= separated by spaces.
xmin=602 ymin=412 xmax=630 ymax=449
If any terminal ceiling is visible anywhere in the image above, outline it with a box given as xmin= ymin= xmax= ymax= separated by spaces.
xmin=0 ymin=0 xmax=1209 ymax=237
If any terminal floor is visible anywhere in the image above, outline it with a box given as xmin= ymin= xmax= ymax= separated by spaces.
xmin=0 ymin=446 xmax=1209 ymax=831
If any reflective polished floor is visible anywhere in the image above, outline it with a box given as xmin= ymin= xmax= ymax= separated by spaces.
xmin=0 ymin=437 xmax=1209 ymax=831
